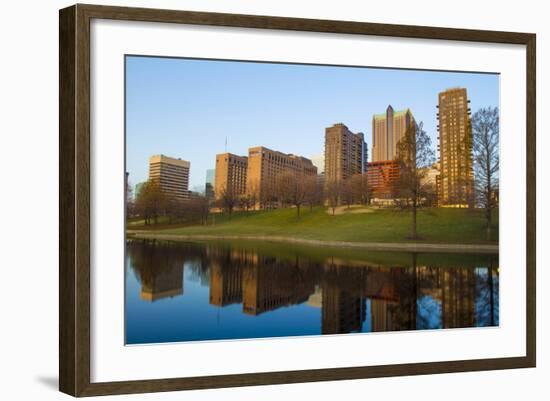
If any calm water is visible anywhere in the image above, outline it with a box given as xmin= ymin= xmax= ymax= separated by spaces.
xmin=125 ymin=240 xmax=499 ymax=344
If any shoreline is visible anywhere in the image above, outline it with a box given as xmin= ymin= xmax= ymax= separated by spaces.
xmin=127 ymin=232 xmax=499 ymax=254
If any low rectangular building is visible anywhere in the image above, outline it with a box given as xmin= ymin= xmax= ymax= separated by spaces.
xmin=148 ymin=154 xmax=190 ymax=200
xmin=367 ymin=160 xmax=400 ymax=199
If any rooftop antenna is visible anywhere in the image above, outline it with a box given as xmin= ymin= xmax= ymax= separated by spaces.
xmin=224 ymin=136 xmax=227 ymax=153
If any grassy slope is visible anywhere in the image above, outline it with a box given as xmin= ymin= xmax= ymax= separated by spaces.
xmin=139 ymin=206 xmax=498 ymax=244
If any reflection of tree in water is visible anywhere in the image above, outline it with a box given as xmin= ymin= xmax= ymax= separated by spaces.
xmin=186 ymin=258 xmax=210 ymax=287
xmin=416 ymin=295 xmax=442 ymax=330
xmin=475 ymin=262 xmax=499 ymax=327
xmin=413 ymin=255 xmax=500 ymax=330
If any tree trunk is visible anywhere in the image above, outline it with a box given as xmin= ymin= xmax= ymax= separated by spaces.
xmin=486 ymin=205 xmax=492 ymax=240
xmin=485 ymin=129 xmax=492 ymax=240
xmin=411 ymin=201 xmax=417 ymax=239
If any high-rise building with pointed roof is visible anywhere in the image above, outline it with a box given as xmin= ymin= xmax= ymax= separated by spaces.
xmin=372 ymin=105 xmax=415 ymax=162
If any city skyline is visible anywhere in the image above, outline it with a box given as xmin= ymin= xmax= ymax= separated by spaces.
xmin=126 ymin=56 xmax=499 ymax=189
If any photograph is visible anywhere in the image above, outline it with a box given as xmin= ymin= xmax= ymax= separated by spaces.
xmin=124 ymin=56 xmax=500 ymax=345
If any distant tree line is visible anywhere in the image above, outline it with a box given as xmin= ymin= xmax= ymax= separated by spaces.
xmin=216 ymin=171 xmax=373 ymax=219
xmin=128 ymin=181 xmax=210 ymax=225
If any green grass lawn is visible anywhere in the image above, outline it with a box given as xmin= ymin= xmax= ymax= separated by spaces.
xmin=130 ymin=206 xmax=498 ymax=244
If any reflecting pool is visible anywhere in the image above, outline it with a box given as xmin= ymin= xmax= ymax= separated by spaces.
xmin=125 ymin=239 xmax=499 ymax=344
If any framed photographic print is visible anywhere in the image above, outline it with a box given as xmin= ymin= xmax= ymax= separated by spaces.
xmin=59 ymin=4 xmax=536 ymax=397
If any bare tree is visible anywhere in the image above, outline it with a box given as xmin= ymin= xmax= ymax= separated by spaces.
xmin=304 ymin=175 xmax=324 ymax=212
xmin=340 ymin=179 xmax=354 ymax=210
xmin=472 ymin=107 xmax=499 ymax=238
xmin=276 ymin=172 xmax=308 ymax=218
xmin=349 ymin=173 xmax=370 ymax=205
xmin=325 ymin=180 xmax=341 ymax=216
xmin=164 ymin=194 xmax=182 ymax=224
xmin=188 ymin=196 xmax=210 ymax=225
xmin=260 ymin=180 xmax=276 ymax=210
xmin=125 ymin=178 xmax=135 ymax=218
xmin=238 ymin=193 xmax=253 ymax=212
xmin=245 ymin=182 xmax=259 ymax=211
xmin=134 ymin=180 xmax=167 ymax=225
xmin=217 ymin=185 xmax=238 ymax=217
xmin=396 ymin=121 xmax=436 ymax=239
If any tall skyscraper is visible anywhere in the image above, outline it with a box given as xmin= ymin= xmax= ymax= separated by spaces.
xmin=372 ymin=105 xmax=415 ymax=162
xmin=324 ymin=123 xmax=368 ymax=183
xmin=148 ymin=154 xmax=190 ymax=200
xmin=246 ymin=146 xmax=317 ymax=203
xmin=437 ymin=87 xmax=473 ymax=206
xmin=214 ymin=153 xmax=248 ymax=200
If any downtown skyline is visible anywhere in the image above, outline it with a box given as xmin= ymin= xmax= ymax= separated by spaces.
xmin=126 ymin=55 xmax=499 ymax=190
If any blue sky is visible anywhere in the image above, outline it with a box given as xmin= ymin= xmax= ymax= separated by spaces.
xmin=126 ymin=56 xmax=499 ymax=191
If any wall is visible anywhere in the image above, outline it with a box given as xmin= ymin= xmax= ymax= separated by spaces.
xmin=0 ymin=0 xmax=546 ymax=400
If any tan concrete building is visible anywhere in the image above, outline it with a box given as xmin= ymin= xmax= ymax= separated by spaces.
xmin=324 ymin=123 xmax=367 ymax=184
xmin=214 ymin=153 xmax=248 ymax=200
xmin=372 ymin=105 xmax=415 ymax=162
xmin=246 ymin=146 xmax=317 ymax=204
xmin=148 ymin=154 xmax=190 ymax=200
xmin=437 ymin=88 xmax=473 ymax=207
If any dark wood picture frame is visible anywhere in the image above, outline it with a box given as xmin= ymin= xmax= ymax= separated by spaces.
xmin=59 ymin=3 xmax=536 ymax=397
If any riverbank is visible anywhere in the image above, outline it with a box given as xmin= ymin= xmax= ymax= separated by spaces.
xmin=128 ymin=206 xmax=499 ymax=247
xmin=127 ymin=232 xmax=498 ymax=254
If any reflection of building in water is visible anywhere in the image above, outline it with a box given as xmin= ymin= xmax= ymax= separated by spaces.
xmin=362 ymin=269 xmax=401 ymax=332
xmin=371 ymin=300 xmax=395 ymax=332
xmin=320 ymin=263 xmax=374 ymax=334
xmin=306 ymin=286 xmax=323 ymax=308
xmin=138 ymin=254 xmax=184 ymax=302
xmin=140 ymin=267 xmax=183 ymax=301
xmin=321 ymin=281 xmax=366 ymax=334
xmin=127 ymin=240 xmax=190 ymax=302
xmin=129 ymin=239 xmax=499 ymax=342
xmin=209 ymin=262 xmax=243 ymax=306
xmin=242 ymin=258 xmax=315 ymax=316
xmin=321 ymin=264 xmax=411 ymax=334
xmin=440 ymin=268 xmax=476 ymax=328
xmin=206 ymin=246 xmax=261 ymax=307
xmin=415 ymin=265 xmax=477 ymax=329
